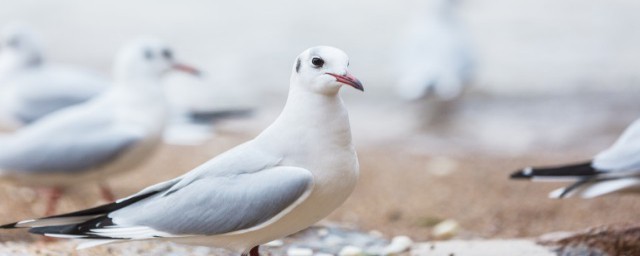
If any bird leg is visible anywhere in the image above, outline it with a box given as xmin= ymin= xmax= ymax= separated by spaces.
xmin=99 ymin=183 xmax=115 ymax=202
xmin=241 ymin=246 xmax=260 ymax=256
xmin=43 ymin=187 xmax=62 ymax=216
xmin=249 ymin=246 xmax=260 ymax=256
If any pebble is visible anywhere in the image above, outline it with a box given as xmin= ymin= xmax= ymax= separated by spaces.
xmin=16 ymin=187 xmax=37 ymax=202
xmin=338 ymin=245 xmax=362 ymax=256
xmin=382 ymin=236 xmax=413 ymax=255
xmin=288 ymin=247 xmax=314 ymax=256
xmin=317 ymin=228 xmax=330 ymax=237
xmin=432 ymin=219 xmax=460 ymax=239
xmin=426 ymin=156 xmax=458 ymax=176
xmin=264 ymin=240 xmax=284 ymax=247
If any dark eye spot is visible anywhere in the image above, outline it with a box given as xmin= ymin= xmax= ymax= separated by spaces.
xmin=162 ymin=49 xmax=173 ymax=60
xmin=144 ymin=49 xmax=153 ymax=60
xmin=311 ymin=57 xmax=324 ymax=68
xmin=295 ymin=58 xmax=301 ymax=73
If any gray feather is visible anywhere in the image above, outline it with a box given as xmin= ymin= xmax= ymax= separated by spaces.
xmin=110 ymin=166 xmax=313 ymax=235
xmin=0 ymin=99 xmax=143 ymax=174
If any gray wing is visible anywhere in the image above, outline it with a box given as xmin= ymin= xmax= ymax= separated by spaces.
xmin=13 ymin=95 xmax=91 ymax=124
xmin=0 ymin=99 xmax=144 ymax=174
xmin=593 ymin=118 xmax=640 ymax=172
xmin=9 ymin=67 xmax=108 ymax=123
xmin=0 ymin=126 xmax=143 ymax=174
xmin=107 ymin=166 xmax=313 ymax=236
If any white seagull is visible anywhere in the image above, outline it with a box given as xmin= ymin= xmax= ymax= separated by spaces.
xmin=511 ymin=118 xmax=640 ymax=198
xmin=0 ymin=23 xmax=109 ymax=130
xmin=0 ymin=37 xmax=199 ymax=215
xmin=1 ymin=46 xmax=363 ymax=256
xmin=394 ymin=0 xmax=474 ymax=101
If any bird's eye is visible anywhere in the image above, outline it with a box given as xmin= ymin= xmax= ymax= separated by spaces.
xmin=311 ymin=57 xmax=324 ymax=68
xmin=162 ymin=49 xmax=173 ymax=60
xmin=144 ymin=49 xmax=154 ymax=60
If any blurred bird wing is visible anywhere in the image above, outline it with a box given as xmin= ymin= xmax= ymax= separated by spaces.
xmin=549 ymin=178 xmax=640 ymax=199
xmin=0 ymin=100 xmax=144 ymax=173
xmin=593 ymin=118 xmax=640 ymax=172
xmin=8 ymin=67 xmax=108 ymax=123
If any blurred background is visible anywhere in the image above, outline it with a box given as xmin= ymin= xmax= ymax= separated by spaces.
xmin=1 ymin=0 xmax=639 ymax=245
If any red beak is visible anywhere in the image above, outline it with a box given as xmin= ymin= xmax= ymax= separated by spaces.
xmin=172 ymin=63 xmax=201 ymax=76
xmin=327 ymin=72 xmax=364 ymax=91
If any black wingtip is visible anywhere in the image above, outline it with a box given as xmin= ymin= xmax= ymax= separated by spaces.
xmin=510 ymin=161 xmax=599 ymax=179
xmin=0 ymin=222 xmax=20 ymax=229
xmin=510 ymin=167 xmax=534 ymax=179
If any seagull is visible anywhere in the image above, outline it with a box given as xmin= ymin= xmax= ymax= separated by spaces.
xmin=0 ymin=37 xmax=199 ymax=216
xmin=394 ymin=0 xmax=474 ymax=101
xmin=0 ymin=46 xmax=363 ymax=256
xmin=0 ymin=23 xmax=109 ymax=130
xmin=511 ymin=118 xmax=640 ymax=198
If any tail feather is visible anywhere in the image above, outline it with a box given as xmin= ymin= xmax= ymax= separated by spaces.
xmin=510 ymin=161 xmax=601 ymax=180
xmin=550 ymin=178 xmax=593 ymax=199
xmin=1 ymin=190 xmax=159 ymax=229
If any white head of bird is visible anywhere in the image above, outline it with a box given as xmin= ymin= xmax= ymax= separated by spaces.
xmin=113 ymin=37 xmax=199 ymax=84
xmin=290 ymin=46 xmax=363 ymax=96
xmin=0 ymin=23 xmax=43 ymax=73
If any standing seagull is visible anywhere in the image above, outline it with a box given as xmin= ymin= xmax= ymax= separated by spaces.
xmin=394 ymin=0 xmax=474 ymax=101
xmin=0 ymin=37 xmax=199 ymax=215
xmin=0 ymin=23 xmax=108 ymax=130
xmin=1 ymin=46 xmax=363 ymax=256
xmin=511 ymin=118 xmax=640 ymax=198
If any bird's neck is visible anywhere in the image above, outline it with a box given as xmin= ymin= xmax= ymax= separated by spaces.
xmin=111 ymin=79 xmax=167 ymax=129
xmin=0 ymin=55 xmax=42 ymax=81
xmin=256 ymin=86 xmax=353 ymax=153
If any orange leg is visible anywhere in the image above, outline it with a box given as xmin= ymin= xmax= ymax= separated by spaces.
xmin=43 ymin=187 xmax=62 ymax=217
xmin=99 ymin=183 xmax=115 ymax=202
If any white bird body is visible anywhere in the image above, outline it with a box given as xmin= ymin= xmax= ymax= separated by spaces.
xmin=0 ymin=46 xmax=363 ymax=256
xmin=0 ymin=38 xmax=199 ymax=215
xmin=173 ymin=83 xmax=359 ymax=252
xmin=0 ymin=83 xmax=167 ymax=187
xmin=0 ymin=24 xmax=108 ymax=129
xmin=0 ymin=24 xmax=109 ymax=130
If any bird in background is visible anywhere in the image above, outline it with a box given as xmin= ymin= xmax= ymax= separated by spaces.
xmin=162 ymin=74 xmax=255 ymax=146
xmin=1 ymin=46 xmax=363 ymax=256
xmin=0 ymin=37 xmax=199 ymax=216
xmin=394 ymin=0 xmax=474 ymax=101
xmin=0 ymin=23 xmax=109 ymax=130
xmin=511 ymin=118 xmax=640 ymax=198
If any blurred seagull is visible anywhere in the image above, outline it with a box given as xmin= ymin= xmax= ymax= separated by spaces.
xmin=511 ymin=118 xmax=640 ymax=198
xmin=0 ymin=23 xmax=109 ymax=130
xmin=0 ymin=37 xmax=199 ymax=215
xmin=163 ymin=64 xmax=256 ymax=145
xmin=1 ymin=46 xmax=363 ymax=256
xmin=394 ymin=0 xmax=474 ymax=101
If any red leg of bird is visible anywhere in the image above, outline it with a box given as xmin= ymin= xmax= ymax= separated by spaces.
xmin=249 ymin=246 xmax=260 ymax=256
xmin=43 ymin=187 xmax=62 ymax=216
xmin=99 ymin=183 xmax=115 ymax=202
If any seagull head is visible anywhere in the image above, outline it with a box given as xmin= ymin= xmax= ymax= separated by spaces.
xmin=291 ymin=46 xmax=363 ymax=95
xmin=0 ymin=23 xmax=43 ymax=69
xmin=114 ymin=37 xmax=200 ymax=83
